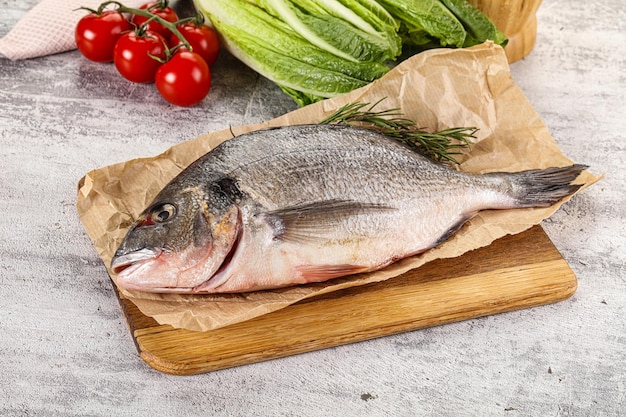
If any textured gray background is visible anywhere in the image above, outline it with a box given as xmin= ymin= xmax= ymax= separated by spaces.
xmin=1 ymin=0 xmax=624 ymax=416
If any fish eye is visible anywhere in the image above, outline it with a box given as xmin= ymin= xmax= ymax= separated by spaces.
xmin=151 ymin=203 xmax=176 ymax=223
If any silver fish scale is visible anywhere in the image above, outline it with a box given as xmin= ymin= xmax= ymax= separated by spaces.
xmin=209 ymin=124 xmax=466 ymax=211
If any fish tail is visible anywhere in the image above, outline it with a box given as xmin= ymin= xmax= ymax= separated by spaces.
xmin=504 ymin=164 xmax=588 ymax=207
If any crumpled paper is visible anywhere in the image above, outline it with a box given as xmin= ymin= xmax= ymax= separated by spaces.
xmin=76 ymin=42 xmax=598 ymax=332
xmin=0 ymin=0 xmax=144 ymax=60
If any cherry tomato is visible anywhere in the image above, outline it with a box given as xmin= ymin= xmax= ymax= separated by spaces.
xmin=113 ymin=30 xmax=167 ymax=83
xmin=130 ymin=2 xmax=179 ymax=38
xmin=155 ymin=51 xmax=211 ymax=106
xmin=75 ymin=11 xmax=132 ymax=62
xmin=169 ymin=24 xmax=220 ymax=67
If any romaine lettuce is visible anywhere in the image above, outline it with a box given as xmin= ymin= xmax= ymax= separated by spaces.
xmin=194 ymin=0 xmax=507 ymax=106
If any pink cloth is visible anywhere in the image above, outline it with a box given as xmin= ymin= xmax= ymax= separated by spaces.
xmin=0 ymin=0 xmax=144 ymax=60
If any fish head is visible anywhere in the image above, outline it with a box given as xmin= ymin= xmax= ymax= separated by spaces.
xmin=110 ymin=181 xmax=241 ymax=293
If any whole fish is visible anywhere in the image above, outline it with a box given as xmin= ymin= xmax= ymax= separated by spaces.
xmin=110 ymin=124 xmax=586 ymax=293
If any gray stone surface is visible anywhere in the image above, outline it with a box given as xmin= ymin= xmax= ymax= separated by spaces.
xmin=0 ymin=0 xmax=624 ymax=416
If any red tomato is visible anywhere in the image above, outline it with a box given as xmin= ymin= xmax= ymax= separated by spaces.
xmin=169 ymin=24 xmax=220 ymax=67
xmin=75 ymin=11 xmax=132 ymax=62
xmin=130 ymin=2 xmax=179 ymax=38
xmin=155 ymin=51 xmax=211 ymax=106
xmin=113 ymin=31 xmax=167 ymax=83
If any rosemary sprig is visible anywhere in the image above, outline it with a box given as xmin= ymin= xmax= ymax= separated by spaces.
xmin=319 ymin=98 xmax=477 ymax=164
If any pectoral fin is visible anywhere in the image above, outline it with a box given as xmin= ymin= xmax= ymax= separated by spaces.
xmin=261 ymin=199 xmax=395 ymax=243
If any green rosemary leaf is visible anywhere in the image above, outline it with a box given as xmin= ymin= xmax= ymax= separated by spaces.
xmin=319 ymin=98 xmax=476 ymax=163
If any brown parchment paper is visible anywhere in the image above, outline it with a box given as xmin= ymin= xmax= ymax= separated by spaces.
xmin=76 ymin=42 xmax=599 ymax=332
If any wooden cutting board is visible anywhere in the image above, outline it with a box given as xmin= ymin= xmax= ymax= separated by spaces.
xmin=113 ymin=225 xmax=577 ymax=375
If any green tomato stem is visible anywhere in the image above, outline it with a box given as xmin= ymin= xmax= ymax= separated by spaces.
xmin=98 ymin=0 xmax=192 ymax=51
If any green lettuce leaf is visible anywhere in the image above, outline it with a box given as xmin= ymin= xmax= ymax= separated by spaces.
xmin=376 ymin=0 xmax=467 ymax=47
xmin=439 ymin=0 xmax=508 ymax=47
xmin=194 ymin=0 xmax=508 ymax=106
xmin=197 ymin=0 xmax=390 ymax=105
xmin=257 ymin=0 xmax=401 ymax=62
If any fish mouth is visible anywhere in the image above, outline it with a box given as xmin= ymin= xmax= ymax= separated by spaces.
xmin=111 ymin=248 xmax=160 ymax=275
xmin=110 ymin=248 xmax=190 ymax=293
